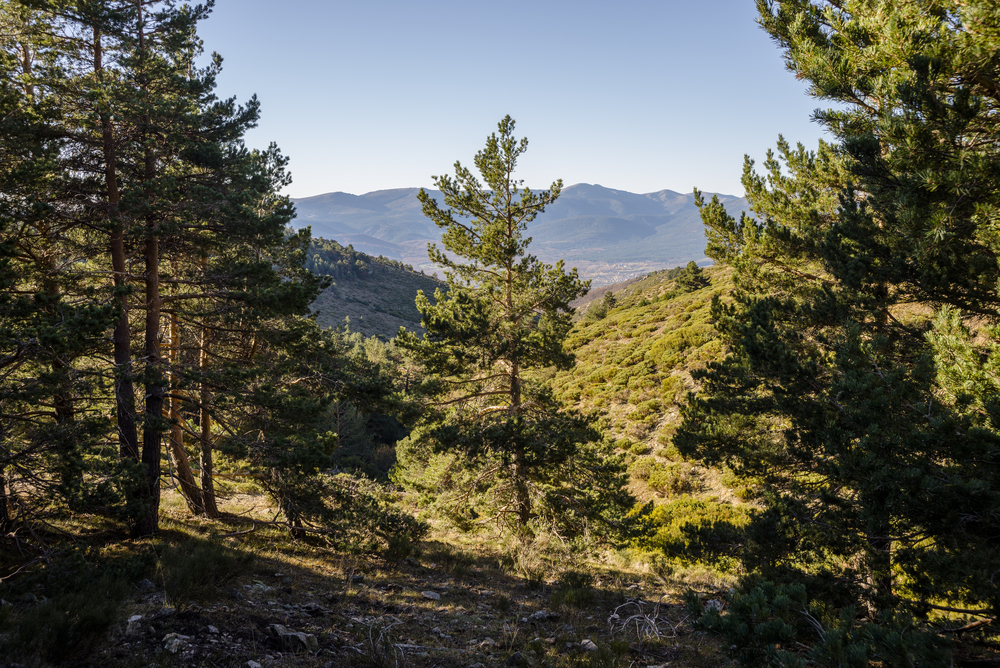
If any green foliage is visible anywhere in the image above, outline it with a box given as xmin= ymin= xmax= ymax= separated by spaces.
xmin=642 ymin=498 xmax=748 ymax=568
xmin=307 ymin=238 xmax=416 ymax=279
xmin=675 ymin=1 xmax=1000 ymax=657
xmin=687 ymin=582 xmax=951 ymax=668
xmin=554 ymin=267 xmax=729 ymax=453
xmin=0 ymin=546 xmax=154 ymax=664
xmin=156 ymin=538 xmax=255 ymax=607
xmin=1 ymin=574 xmax=130 ymax=665
xmin=646 ymin=462 xmax=697 ymax=496
xmin=397 ymin=117 xmax=637 ymax=540
xmin=551 ymin=570 xmax=597 ymax=609
xmin=676 ymin=261 xmax=709 ymax=292
xmin=584 ymin=291 xmax=618 ymax=321
xmin=575 ymin=639 xmax=631 ymax=668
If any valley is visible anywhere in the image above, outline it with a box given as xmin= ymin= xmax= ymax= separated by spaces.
xmin=292 ymin=184 xmax=748 ymax=284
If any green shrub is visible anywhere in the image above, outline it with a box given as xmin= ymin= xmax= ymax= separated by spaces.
xmin=4 ymin=574 xmax=130 ymax=664
xmin=647 ymin=462 xmax=697 ymax=496
xmin=551 ymin=570 xmax=597 ymax=609
xmin=720 ymin=467 xmax=757 ymax=501
xmin=627 ymin=399 xmax=661 ymax=422
xmin=628 ymin=456 xmax=658 ymax=481
xmin=577 ymin=639 xmax=631 ymax=668
xmin=641 ymin=497 xmax=749 ymax=569
xmin=687 ymin=582 xmax=951 ymax=668
xmin=629 ymin=441 xmax=651 ymax=456
xmin=0 ymin=548 xmax=150 ymax=665
xmin=660 ymin=375 xmax=686 ymax=404
xmin=157 ymin=538 xmax=255 ymax=607
xmin=495 ymin=594 xmax=512 ymax=614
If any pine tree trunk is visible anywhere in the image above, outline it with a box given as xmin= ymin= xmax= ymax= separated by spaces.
xmin=513 ymin=449 xmax=531 ymax=531
xmin=506 ymin=254 xmax=531 ymax=535
xmin=868 ymin=535 xmax=893 ymax=613
xmin=166 ymin=312 xmax=204 ymax=514
xmin=199 ymin=318 xmax=219 ymax=517
xmin=0 ymin=467 xmax=14 ymax=536
xmin=95 ymin=26 xmax=140 ymax=465
xmin=135 ymin=220 xmax=162 ymax=537
xmin=134 ymin=3 xmax=161 ymax=538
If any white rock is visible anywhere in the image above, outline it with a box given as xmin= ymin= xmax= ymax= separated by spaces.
xmin=581 ymin=638 xmax=598 ymax=652
xmin=163 ymin=633 xmax=190 ymax=653
xmin=705 ymin=598 xmax=724 ymax=612
xmin=246 ymin=662 xmax=262 ymax=668
xmin=126 ymin=615 xmax=144 ymax=635
xmin=208 ymin=625 xmax=219 ymax=634
xmin=421 ymin=590 xmax=441 ymax=601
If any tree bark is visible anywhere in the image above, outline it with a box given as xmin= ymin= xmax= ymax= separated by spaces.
xmin=135 ymin=2 xmax=161 ymax=537
xmin=0 ymin=467 xmax=14 ymax=535
xmin=166 ymin=311 xmax=204 ymax=514
xmin=199 ymin=318 xmax=219 ymax=517
xmin=95 ymin=25 xmax=140 ymax=465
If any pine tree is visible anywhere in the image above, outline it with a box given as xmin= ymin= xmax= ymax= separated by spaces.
xmin=677 ymin=1 xmax=1000 ymax=657
xmin=676 ymin=261 xmax=708 ymax=292
xmin=0 ymin=0 xmax=339 ymax=539
xmin=397 ymin=117 xmax=635 ymax=540
xmin=0 ymin=2 xmax=119 ymax=531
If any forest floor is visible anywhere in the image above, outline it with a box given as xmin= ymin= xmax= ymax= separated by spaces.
xmin=5 ymin=489 xmax=735 ymax=668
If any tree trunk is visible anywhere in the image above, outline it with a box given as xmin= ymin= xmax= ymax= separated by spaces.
xmin=166 ymin=311 xmax=204 ymax=514
xmin=0 ymin=467 xmax=14 ymax=536
xmin=199 ymin=315 xmax=219 ymax=517
xmin=134 ymin=2 xmax=161 ymax=538
xmin=95 ymin=25 xmax=140 ymax=465
xmin=513 ymin=449 xmax=531 ymax=532
xmin=868 ymin=534 xmax=893 ymax=614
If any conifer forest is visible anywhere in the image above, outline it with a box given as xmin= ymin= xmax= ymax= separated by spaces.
xmin=1 ymin=1 xmax=999 ymax=667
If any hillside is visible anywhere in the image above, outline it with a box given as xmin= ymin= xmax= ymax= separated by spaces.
xmin=307 ymin=238 xmax=443 ymax=339
xmin=553 ymin=265 xmax=745 ymax=505
xmin=293 ymin=184 xmax=748 ymax=285
xmin=569 ymin=264 xmax=696 ymax=317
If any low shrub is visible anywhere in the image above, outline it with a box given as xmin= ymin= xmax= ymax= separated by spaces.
xmin=0 ymin=547 xmax=153 ymax=664
xmin=647 ymin=462 xmax=697 ymax=496
xmin=687 ymin=582 xmax=951 ymax=668
xmin=551 ymin=570 xmax=597 ymax=609
xmin=641 ymin=497 xmax=749 ymax=570
xmin=157 ymin=537 xmax=255 ymax=607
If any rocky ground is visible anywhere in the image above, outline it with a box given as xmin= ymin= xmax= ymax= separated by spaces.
xmin=91 ymin=535 xmax=729 ymax=668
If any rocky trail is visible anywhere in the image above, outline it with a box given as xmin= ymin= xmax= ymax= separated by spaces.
xmin=95 ymin=542 xmax=726 ymax=668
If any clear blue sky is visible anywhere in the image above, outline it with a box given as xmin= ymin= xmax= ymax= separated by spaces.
xmin=197 ymin=0 xmax=831 ymax=199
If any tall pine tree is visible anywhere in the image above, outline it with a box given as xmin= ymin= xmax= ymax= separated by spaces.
xmin=397 ymin=117 xmax=635 ymax=541
xmin=677 ymin=1 xmax=1000 ymax=660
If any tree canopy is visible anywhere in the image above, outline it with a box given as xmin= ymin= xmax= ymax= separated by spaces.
xmin=678 ymin=0 xmax=1000 ymax=661
xmin=396 ymin=116 xmax=637 ymax=541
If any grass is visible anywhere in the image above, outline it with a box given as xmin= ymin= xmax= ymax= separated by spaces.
xmin=0 ymin=486 xmax=742 ymax=668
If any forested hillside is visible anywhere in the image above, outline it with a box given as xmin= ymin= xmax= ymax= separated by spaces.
xmin=306 ymin=238 xmax=443 ymax=338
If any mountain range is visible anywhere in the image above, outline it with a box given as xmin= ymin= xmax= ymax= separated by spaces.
xmin=291 ymin=184 xmax=749 ymax=285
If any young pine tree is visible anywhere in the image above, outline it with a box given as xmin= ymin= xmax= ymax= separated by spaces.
xmin=396 ymin=116 xmax=635 ymax=541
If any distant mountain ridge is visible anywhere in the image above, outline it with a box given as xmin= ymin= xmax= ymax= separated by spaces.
xmin=291 ymin=184 xmax=748 ymax=285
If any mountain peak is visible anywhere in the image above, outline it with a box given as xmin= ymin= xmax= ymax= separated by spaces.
xmin=291 ymin=185 xmax=747 ymax=285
